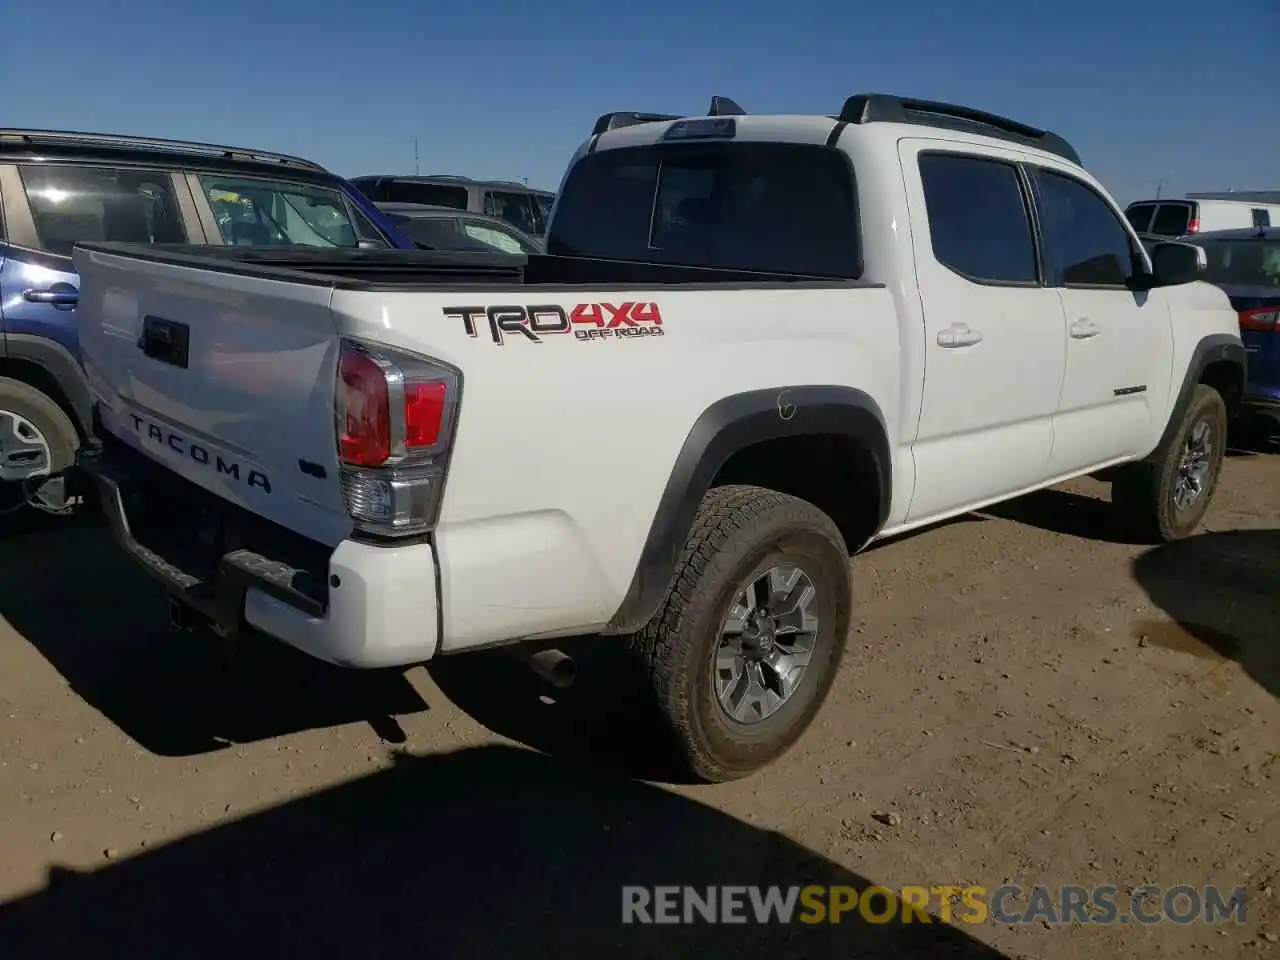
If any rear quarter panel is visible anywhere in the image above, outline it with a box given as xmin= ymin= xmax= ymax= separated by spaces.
xmin=329 ymin=284 xmax=902 ymax=650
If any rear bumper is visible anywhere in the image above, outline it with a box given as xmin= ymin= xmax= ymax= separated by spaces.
xmin=78 ymin=438 xmax=440 ymax=668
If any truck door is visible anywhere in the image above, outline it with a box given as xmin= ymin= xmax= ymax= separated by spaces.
xmin=897 ymin=139 xmax=1067 ymax=521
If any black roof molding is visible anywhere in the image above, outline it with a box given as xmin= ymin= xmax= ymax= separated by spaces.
xmin=0 ymin=128 xmax=327 ymax=171
xmin=836 ymin=93 xmax=1080 ymax=165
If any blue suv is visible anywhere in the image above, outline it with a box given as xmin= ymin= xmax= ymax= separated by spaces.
xmin=1188 ymin=226 xmax=1280 ymax=435
xmin=0 ymin=129 xmax=415 ymax=513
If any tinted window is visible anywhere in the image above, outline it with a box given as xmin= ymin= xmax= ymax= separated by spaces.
xmin=199 ymin=175 xmax=363 ymax=247
xmin=918 ymin=154 xmax=1037 ymax=284
xmin=383 ymin=181 xmax=469 ymax=210
xmin=548 ymin=143 xmax=860 ymax=277
xmin=1151 ymin=203 xmax=1191 ymax=236
xmin=1125 ymin=203 xmax=1156 ymax=233
xmin=390 ymin=215 xmax=491 ymax=252
xmin=19 ymin=165 xmax=186 ymax=257
xmin=484 ymin=190 xmax=542 ymax=235
xmin=1036 ymin=170 xmax=1136 ymax=286
xmin=1199 ymin=239 xmax=1280 ymax=287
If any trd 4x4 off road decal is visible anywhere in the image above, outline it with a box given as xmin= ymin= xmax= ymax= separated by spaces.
xmin=444 ymin=302 xmax=664 ymax=345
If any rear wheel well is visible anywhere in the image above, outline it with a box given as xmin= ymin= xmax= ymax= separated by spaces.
xmin=710 ymin=433 xmax=882 ymax=553
xmin=1200 ymin=358 xmax=1244 ymax=415
xmin=0 ymin=358 xmax=86 ymax=441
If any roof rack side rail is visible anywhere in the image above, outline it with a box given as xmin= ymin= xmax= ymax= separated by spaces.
xmin=708 ymin=96 xmax=747 ymax=117
xmin=0 ymin=128 xmax=328 ymax=171
xmin=836 ymin=94 xmax=1080 ymax=165
xmin=590 ymin=112 xmax=683 ymax=137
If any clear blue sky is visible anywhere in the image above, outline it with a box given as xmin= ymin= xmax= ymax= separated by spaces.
xmin=3 ymin=0 xmax=1276 ymax=204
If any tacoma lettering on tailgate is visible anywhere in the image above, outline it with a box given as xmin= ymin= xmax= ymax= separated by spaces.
xmin=445 ymin=302 xmax=664 ymax=346
xmin=127 ymin=414 xmax=272 ymax=493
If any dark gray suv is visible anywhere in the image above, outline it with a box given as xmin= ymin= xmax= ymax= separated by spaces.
xmin=350 ymin=174 xmax=554 ymax=237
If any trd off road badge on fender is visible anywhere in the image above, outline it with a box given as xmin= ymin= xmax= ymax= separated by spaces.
xmin=444 ymin=302 xmax=665 ymax=346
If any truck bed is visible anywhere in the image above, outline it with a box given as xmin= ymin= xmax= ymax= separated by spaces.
xmin=73 ymin=242 xmax=877 ymax=291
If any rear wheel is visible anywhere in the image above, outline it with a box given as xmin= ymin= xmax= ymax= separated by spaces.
xmin=1112 ymin=384 xmax=1227 ymax=542
xmin=625 ymin=485 xmax=852 ymax=783
xmin=0 ymin=377 xmax=80 ymax=515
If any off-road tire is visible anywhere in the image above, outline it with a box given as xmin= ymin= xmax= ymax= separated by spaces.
xmin=625 ymin=484 xmax=852 ymax=783
xmin=1111 ymin=385 xmax=1227 ymax=542
xmin=0 ymin=377 xmax=80 ymax=514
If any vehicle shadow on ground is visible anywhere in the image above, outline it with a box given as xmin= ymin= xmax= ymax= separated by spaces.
xmin=0 ymin=513 xmax=428 ymax=757
xmin=1131 ymin=528 xmax=1280 ymax=699
xmin=1226 ymin=422 xmax=1278 ymax=458
xmin=0 ymin=745 xmax=1011 ymax=960
xmin=978 ymin=488 xmax=1150 ymax=546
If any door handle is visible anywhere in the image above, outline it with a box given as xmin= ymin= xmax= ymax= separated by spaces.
xmin=1069 ymin=318 xmax=1100 ymax=339
xmin=937 ymin=324 xmax=983 ymax=348
xmin=23 ymin=287 xmax=79 ymax=307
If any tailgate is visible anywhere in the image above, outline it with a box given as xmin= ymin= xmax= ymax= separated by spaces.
xmin=74 ymin=244 xmax=351 ymax=546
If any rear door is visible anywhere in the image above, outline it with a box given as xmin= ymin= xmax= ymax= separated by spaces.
xmin=0 ymin=161 xmax=195 ymax=358
xmin=898 ymin=141 xmax=1066 ymax=520
xmin=1150 ymin=201 xmax=1193 ymax=237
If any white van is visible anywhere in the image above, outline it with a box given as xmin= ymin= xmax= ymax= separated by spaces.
xmin=1125 ymin=192 xmax=1280 ymax=238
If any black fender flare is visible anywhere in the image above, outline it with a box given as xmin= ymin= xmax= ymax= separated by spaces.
xmin=1 ymin=334 xmax=94 ymax=438
xmin=1147 ymin=333 xmax=1247 ymax=461
xmin=603 ymin=385 xmax=892 ymax=634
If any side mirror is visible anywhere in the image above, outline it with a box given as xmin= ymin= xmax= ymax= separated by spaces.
xmin=1149 ymin=240 xmax=1207 ymax=286
xmin=357 ymin=239 xmax=388 ymax=250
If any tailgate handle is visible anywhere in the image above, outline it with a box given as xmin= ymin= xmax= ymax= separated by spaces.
xmin=138 ymin=315 xmax=190 ymax=369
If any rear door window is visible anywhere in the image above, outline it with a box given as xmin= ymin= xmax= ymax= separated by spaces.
xmin=548 ymin=142 xmax=861 ymax=277
xmin=917 ymin=153 xmax=1038 ymax=284
xmin=1150 ymin=203 xmax=1192 ymax=236
xmin=382 ymin=181 xmax=469 ymax=210
xmin=18 ymin=164 xmax=187 ymax=257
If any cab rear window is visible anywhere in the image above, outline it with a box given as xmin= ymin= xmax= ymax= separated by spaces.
xmin=547 ymin=142 xmax=861 ymax=278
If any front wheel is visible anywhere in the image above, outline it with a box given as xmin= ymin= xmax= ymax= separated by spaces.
xmin=625 ymin=485 xmax=852 ymax=783
xmin=0 ymin=377 xmax=80 ymax=515
xmin=1112 ymin=384 xmax=1228 ymax=542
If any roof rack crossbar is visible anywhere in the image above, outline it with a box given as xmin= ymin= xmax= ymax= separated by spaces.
xmin=0 ymin=128 xmax=327 ymax=171
xmin=837 ymin=94 xmax=1080 ymax=165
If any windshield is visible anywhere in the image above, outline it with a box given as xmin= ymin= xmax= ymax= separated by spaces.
xmin=199 ymin=175 xmax=365 ymax=247
xmin=1200 ymin=239 xmax=1280 ymax=288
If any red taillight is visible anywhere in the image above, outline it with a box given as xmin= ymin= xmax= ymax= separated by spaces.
xmin=338 ymin=349 xmax=391 ymax=466
xmin=1186 ymin=217 xmax=1200 ymax=234
xmin=404 ymin=381 xmax=447 ymax=448
xmin=1239 ymin=308 xmax=1279 ymax=332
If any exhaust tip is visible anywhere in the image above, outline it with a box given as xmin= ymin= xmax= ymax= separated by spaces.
xmin=508 ymin=645 xmax=578 ymax=690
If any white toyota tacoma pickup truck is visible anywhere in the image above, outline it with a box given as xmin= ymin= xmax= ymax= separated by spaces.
xmin=72 ymin=93 xmax=1246 ymax=782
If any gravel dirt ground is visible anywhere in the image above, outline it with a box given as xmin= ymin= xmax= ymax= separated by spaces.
xmin=0 ymin=436 xmax=1277 ymax=959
